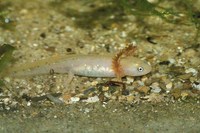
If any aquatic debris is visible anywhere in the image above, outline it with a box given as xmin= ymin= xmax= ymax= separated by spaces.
xmin=0 ymin=44 xmax=15 ymax=86
xmin=46 ymin=94 xmax=64 ymax=104
xmin=22 ymin=93 xmax=62 ymax=103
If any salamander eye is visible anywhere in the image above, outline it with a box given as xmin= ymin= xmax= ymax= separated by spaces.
xmin=137 ymin=66 xmax=144 ymax=72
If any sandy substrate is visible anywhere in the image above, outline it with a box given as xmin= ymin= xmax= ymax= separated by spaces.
xmin=0 ymin=0 xmax=200 ymax=132
xmin=1 ymin=101 xmax=200 ymax=133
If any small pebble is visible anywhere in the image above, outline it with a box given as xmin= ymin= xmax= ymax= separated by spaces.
xmin=126 ymin=95 xmax=135 ymax=102
xmin=150 ymin=82 xmax=161 ymax=93
xmin=181 ymin=91 xmax=189 ymax=100
xmin=40 ymin=32 xmax=46 ymax=38
xmin=171 ymin=88 xmax=181 ymax=99
xmin=65 ymin=26 xmax=73 ymax=32
xmin=4 ymin=77 xmax=10 ymax=83
xmin=182 ymin=82 xmax=192 ymax=90
xmin=62 ymin=94 xmax=71 ymax=101
xmin=36 ymin=85 xmax=43 ymax=89
xmin=45 ymin=46 xmax=56 ymax=52
xmin=27 ymin=101 xmax=31 ymax=106
xmin=33 ymin=43 xmax=38 ymax=47
xmin=166 ymin=82 xmax=173 ymax=90
xmin=102 ymin=86 xmax=109 ymax=91
xmin=83 ymin=88 xmax=96 ymax=95
xmin=192 ymin=81 xmax=200 ymax=90
xmin=120 ymin=31 xmax=127 ymax=38
xmin=137 ymin=80 xmax=145 ymax=86
xmin=185 ymin=68 xmax=198 ymax=76
xmin=137 ymin=86 xmax=150 ymax=94
xmin=147 ymin=0 xmax=158 ymax=3
xmin=122 ymin=89 xmax=130 ymax=96
xmin=178 ymin=73 xmax=193 ymax=80
xmin=141 ymin=76 xmax=148 ymax=82
xmin=118 ymin=95 xmax=126 ymax=102
xmin=70 ymin=97 xmax=80 ymax=103
xmin=83 ymin=96 xmax=99 ymax=103
xmin=126 ymin=77 xmax=134 ymax=84
xmin=66 ymin=48 xmax=72 ymax=52
xmin=168 ymin=58 xmax=176 ymax=64
xmin=3 ymin=98 xmax=10 ymax=105
xmin=20 ymin=9 xmax=28 ymax=14
xmin=84 ymin=108 xmax=90 ymax=113
xmin=159 ymin=82 xmax=167 ymax=91
xmin=143 ymin=93 xmax=164 ymax=103
xmin=183 ymin=49 xmax=197 ymax=58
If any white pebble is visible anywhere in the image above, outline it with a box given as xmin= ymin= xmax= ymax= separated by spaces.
xmin=4 ymin=18 xmax=10 ymax=23
xmin=185 ymin=68 xmax=198 ymax=76
xmin=4 ymin=98 xmax=10 ymax=104
xmin=137 ymin=80 xmax=145 ymax=86
xmin=27 ymin=101 xmax=31 ymax=106
xmin=110 ymin=15 xmax=115 ymax=19
xmin=33 ymin=27 xmax=39 ymax=31
xmin=71 ymin=17 xmax=76 ymax=21
xmin=65 ymin=26 xmax=73 ymax=32
xmin=83 ymin=96 xmax=99 ymax=103
xmin=33 ymin=43 xmax=38 ymax=47
xmin=113 ymin=109 xmax=117 ymax=112
xmin=36 ymin=84 xmax=42 ymax=89
xmin=147 ymin=0 xmax=158 ymax=3
xmin=5 ymin=106 xmax=10 ymax=110
xmin=168 ymin=58 xmax=176 ymax=64
xmin=166 ymin=82 xmax=173 ymax=90
xmin=20 ymin=9 xmax=28 ymax=14
xmin=84 ymin=108 xmax=90 ymax=113
xmin=150 ymin=82 xmax=161 ymax=93
xmin=4 ymin=77 xmax=10 ymax=83
xmin=126 ymin=77 xmax=134 ymax=84
xmin=9 ymin=39 xmax=15 ymax=44
xmin=192 ymin=82 xmax=200 ymax=90
xmin=70 ymin=97 xmax=80 ymax=103
xmin=120 ymin=31 xmax=127 ymax=38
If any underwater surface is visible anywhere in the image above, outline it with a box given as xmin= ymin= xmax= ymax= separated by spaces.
xmin=0 ymin=0 xmax=200 ymax=132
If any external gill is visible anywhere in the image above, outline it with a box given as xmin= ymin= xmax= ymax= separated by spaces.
xmin=112 ymin=45 xmax=137 ymax=79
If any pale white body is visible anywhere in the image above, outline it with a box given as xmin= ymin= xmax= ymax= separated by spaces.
xmin=9 ymin=54 xmax=151 ymax=77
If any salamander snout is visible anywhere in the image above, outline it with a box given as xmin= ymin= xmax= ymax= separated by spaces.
xmin=135 ymin=61 xmax=152 ymax=76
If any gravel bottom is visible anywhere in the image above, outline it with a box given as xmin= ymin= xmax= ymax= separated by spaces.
xmin=0 ymin=0 xmax=200 ymax=132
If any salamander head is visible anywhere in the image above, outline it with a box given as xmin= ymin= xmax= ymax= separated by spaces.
xmin=121 ymin=57 xmax=152 ymax=76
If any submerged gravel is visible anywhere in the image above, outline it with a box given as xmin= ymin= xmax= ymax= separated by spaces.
xmin=0 ymin=0 xmax=200 ymax=132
